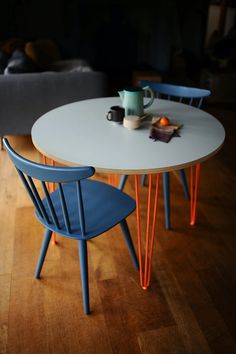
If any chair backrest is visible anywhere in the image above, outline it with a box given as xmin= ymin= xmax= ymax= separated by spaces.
xmin=140 ymin=80 xmax=211 ymax=108
xmin=3 ymin=138 xmax=95 ymax=236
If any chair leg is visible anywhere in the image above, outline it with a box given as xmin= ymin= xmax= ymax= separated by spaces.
xmin=78 ymin=240 xmax=90 ymax=315
xmin=163 ymin=172 xmax=171 ymax=230
xmin=35 ymin=229 xmax=52 ymax=279
xmin=179 ymin=169 xmax=190 ymax=200
xmin=141 ymin=175 xmax=146 ymax=186
xmin=119 ymin=219 xmax=139 ymax=271
xmin=118 ymin=175 xmax=128 ymax=190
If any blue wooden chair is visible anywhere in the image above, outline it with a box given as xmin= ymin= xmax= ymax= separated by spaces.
xmin=3 ymin=138 xmax=139 ymax=315
xmin=119 ymin=81 xmax=211 ymax=230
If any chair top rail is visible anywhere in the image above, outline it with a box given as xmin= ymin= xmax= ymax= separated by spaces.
xmin=3 ymin=138 xmax=95 ymax=182
xmin=139 ymin=80 xmax=211 ymax=99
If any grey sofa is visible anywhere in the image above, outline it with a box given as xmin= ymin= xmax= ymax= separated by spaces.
xmin=0 ymin=70 xmax=108 ymax=139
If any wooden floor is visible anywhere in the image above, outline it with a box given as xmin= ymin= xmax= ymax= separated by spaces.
xmin=0 ymin=103 xmax=236 ymax=354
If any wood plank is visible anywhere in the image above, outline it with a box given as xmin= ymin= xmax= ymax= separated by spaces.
xmin=0 ymin=181 xmax=15 ymax=275
xmin=7 ymin=277 xmax=48 ymax=354
xmin=89 ymin=230 xmax=118 ymax=281
xmin=156 ymin=239 xmax=236 ymax=353
xmin=153 ymin=252 xmax=212 ymax=354
xmin=198 ymin=266 xmax=236 ymax=344
xmin=12 ymin=207 xmax=44 ymax=278
xmin=97 ymin=278 xmax=142 ymax=354
xmin=0 ymin=274 xmax=11 ymax=354
xmin=138 ymin=325 xmax=187 ymax=354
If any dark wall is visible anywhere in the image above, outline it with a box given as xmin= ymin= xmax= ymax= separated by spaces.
xmin=0 ymin=0 xmax=210 ymax=74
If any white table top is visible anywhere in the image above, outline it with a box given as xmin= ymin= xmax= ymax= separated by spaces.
xmin=31 ymin=97 xmax=225 ymax=174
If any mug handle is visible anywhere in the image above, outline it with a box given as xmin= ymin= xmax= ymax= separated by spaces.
xmin=142 ymin=86 xmax=154 ymax=109
xmin=106 ymin=111 xmax=112 ymax=121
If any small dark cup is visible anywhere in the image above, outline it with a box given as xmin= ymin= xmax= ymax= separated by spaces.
xmin=106 ymin=106 xmax=125 ymax=123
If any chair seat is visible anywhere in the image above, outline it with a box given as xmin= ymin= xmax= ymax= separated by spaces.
xmin=37 ymin=179 xmax=136 ymax=239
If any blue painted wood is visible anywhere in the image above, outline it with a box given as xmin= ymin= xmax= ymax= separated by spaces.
xmin=42 ymin=181 xmax=60 ymax=229
xmin=163 ymin=173 xmax=171 ymax=230
xmin=58 ymin=183 xmax=71 ymax=233
xmin=35 ymin=229 xmax=52 ymax=279
xmin=3 ymin=137 xmax=138 ymax=315
xmin=76 ymin=181 xmax=86 ymax=237
xmin=17 ymin=170 xmax=48 ymax=220
xmin=118 ymin=174 xmax=128 ymax=190
xmin=120 ymin=82 xmax=211 ymax=229
xmin=28 ymin=176 xmax=49 ymax=219
xmin=140 ymin=81 xmax=211 ymax=108
xmin=179 ymin=169 xmax=190 ymax=200
xmin=119 ymin=219 xmax=139 ymax=271
xmin=4 ymin=138 xmax=95 ymax=183
xmin=78 ymin=240 xmax=89 ymax=314
xmin=141 ymin=175 xmax=147 ymax=187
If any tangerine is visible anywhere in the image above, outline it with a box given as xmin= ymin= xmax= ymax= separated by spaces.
xmin=159 ymin=116 xmax=170 ymax=126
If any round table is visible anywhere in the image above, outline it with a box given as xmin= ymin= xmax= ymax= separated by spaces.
xmin=32 ymin=97 xmax=225 ymax=174
xmin=31 ymin=97 xmax=225 ymax=289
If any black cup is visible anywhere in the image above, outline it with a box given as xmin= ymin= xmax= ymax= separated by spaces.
xmin=106 ymin=106 xmax=125 ymax=123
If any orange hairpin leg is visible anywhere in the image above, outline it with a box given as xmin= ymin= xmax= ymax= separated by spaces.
xmin=42 ymin=154 xmax=57 ymax=244
xmin=190 ymin=163 xmax=201 ymax=226
xmin=135 ymin=174 xmax=160 ymax=289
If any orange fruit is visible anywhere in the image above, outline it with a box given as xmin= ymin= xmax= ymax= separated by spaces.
xmin=159 ymin=116 xmax=170 ymax=126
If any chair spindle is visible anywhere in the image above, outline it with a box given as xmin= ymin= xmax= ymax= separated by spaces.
xmin=58 ymin=183 xmax=71 ymax=233
xmin=42 ymin=181 xmax=60 ymax=229
xmin=17 ymin=169 xmax=48 ymax=221
xmin=76 ymin=181 xmax=86 ymax=236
